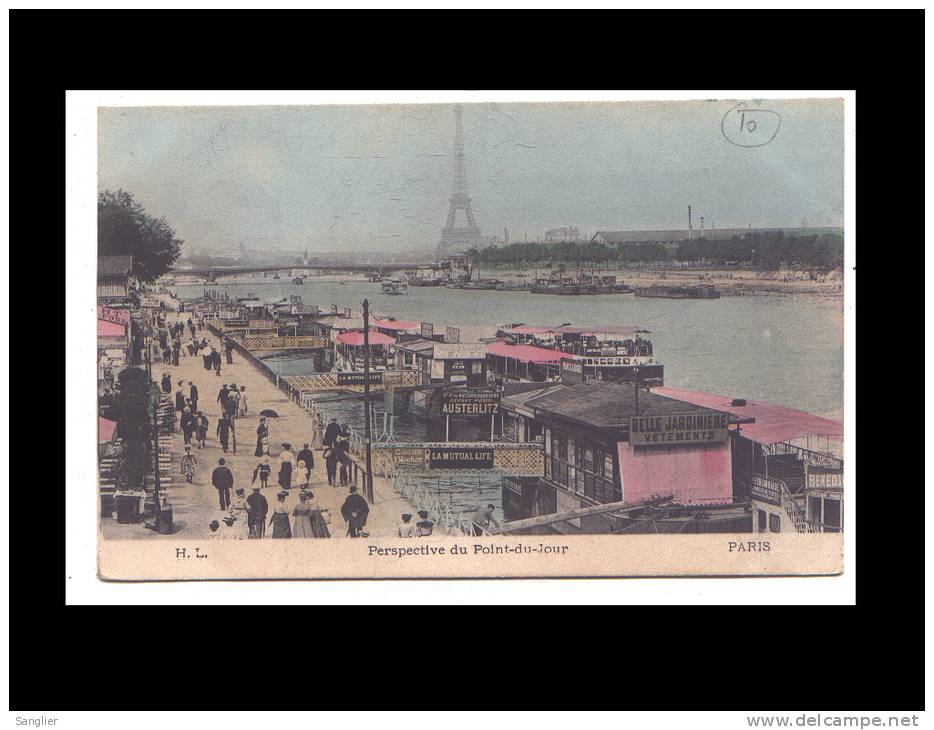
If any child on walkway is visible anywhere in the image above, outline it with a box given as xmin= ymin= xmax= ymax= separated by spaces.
xmin=180 ymin=445 xmax=197 ymax=484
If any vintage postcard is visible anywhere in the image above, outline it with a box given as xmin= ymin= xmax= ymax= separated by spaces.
xmin=93 ymin=94 xmax=847 ymax=580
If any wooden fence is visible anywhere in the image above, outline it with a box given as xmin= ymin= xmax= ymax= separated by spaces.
xmin=240 ymin=335 xmax=330 ymax=351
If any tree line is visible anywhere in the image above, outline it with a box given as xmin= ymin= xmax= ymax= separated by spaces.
xmin=99 ymin=189 xmax=183 ymax=282
xmin=466 ymin=232 xmax=844 ymax=270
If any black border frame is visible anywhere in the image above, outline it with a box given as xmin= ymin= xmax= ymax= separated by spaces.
xmin=12 ymin=8 xmax=923 ymax=712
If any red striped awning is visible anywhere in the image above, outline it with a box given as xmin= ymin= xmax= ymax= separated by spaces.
xmin=98 ymin=319 xmax=126 ymax=338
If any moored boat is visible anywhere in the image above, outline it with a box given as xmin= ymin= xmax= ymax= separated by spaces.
xmin=634 ymin=284 xmax=720 ymax=299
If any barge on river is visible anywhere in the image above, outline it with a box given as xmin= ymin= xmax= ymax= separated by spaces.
xmin=634 ymin=284 xmax=720 ymax=299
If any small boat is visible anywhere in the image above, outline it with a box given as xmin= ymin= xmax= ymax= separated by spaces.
xmin=634 ymin=284 xmax=721 ymax=299
xmin=292 ymin=276 xmax=304 ymax=284
xmin=460 ymin=279 xmax=499 ymax=290
xmin=381 ymin=279 xmax=408 ymax=295
xmin=495 ymin=282 xmax=531 ymax=291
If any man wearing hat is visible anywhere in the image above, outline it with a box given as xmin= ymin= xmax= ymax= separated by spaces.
xmin=323 ymin=417 xmax=342 ymax=448
xmin=211 ymin=458 xmax=234 ymax=511
xmin=340 ymin=485 xmax=369 ymax=538
xmin=246 ymin=484 xmax=268 ymax=539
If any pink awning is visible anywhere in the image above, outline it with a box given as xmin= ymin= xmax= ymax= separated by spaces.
xmin=652 ymin=387 xmax=843 ymax=445
xmin=99 ymin=417 xmax=117 ymax=443
xmin=98 ymin=319 xmax=126 ymax=338
xmin=486 ymin=341 xmax=574 ymax=364
xmin=336 ymin=330 xmax=395 ymax=347
xmin=373 ymin=318 xmax=419 ymax=331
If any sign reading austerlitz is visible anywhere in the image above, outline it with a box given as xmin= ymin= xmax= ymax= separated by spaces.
xmin=628 ymin=412 xmax=729 ymax=446
xmin=439 ymin=388 xmax=499 ymax=415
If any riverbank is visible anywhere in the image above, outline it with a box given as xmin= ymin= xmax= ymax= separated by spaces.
xmin=100 ymin=308 xmax=430 ymax=541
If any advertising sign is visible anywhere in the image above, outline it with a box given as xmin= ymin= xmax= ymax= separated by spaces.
xmin=97 ymin=306 xmax=130 ymax=325
xmin=629 ymin=412 xmax=729 ymax=446
xmin=428 ymin=447 xmax=495 ymax=470
xmin=336 ymin=371 xmax=384 ymax=386
xmin=420 ymin=322 xmax=434 ymax=339
xmin=560 ymin=358 xmax=585 ymax=384
xmin=806 ymin=469 xmax=843 ymax=489
xmin=445 ymin=326 xmax=460 ymax=344
xmin=749 ymin=474 xmax=784 ymax=506
xmin=439 ymin=388 xmax=500 ymax=416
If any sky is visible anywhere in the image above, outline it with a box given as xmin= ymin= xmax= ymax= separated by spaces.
xmin=98 ymin=98 xmax=844 ymax=256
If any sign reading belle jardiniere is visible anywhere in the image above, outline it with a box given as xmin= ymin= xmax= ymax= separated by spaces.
xmin=428 ymin=447 xmax=495 ymax=469
xmin=628 ymin=412 xmax=729 ymax=446
xmin=439 ymin=388 xmax=499 ymax=416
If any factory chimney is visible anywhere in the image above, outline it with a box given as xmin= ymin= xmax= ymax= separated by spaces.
xmin=700 ymin=216 xmax=705 ymax=237
xmin=688 ymin=205 xmax=693 ymax=239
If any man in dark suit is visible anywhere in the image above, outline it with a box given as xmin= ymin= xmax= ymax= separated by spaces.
xmin=211 ymin=458 xmax=234 ymax=511
xmin=246 ymin=485 xmax=269 ymax=539
xmin=340 ymin=485 xmax=369 ymax=538
xmin=189 ymin=382 xmax=199 ymax=414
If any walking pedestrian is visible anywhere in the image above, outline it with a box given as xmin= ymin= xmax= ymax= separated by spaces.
xmin=297 ymin=443 xmax=315 ymax=476
xmin=217 ymin=384 xmax=229 ymax=410
xmin=212 ymin=348 xmax=222 ymax=376
xmin=323 ymin=417 xmax=342 ymax=447
xmin=415 ymin=510 xmax=434 ymax=537
xmin=180 ymin=407 xmax=197 ymax=445
xmin=160 ymin=373 xmax=172 ymax=394
xmin=189 ymin=382 xmax=199 ymax=414
xmin=224 ymin=339 xmax=234 ymax=365
xmin=237 ymin=386 xmax=249 ymax=417
xmin=269 ymin=491 xmax=292 ymax=538
xmin=294 ymin=460 xmax=309 ymax=491
xmin=211 ymin=458 xmax=234 ymax=511
xmin=340 ymin=485 xmax=369 ymax=538
xmin=255 ymin=417 xmax=269 ymax=456
xmin=246 ymin=485 xmax=268 ymax=539
xmin=324 ymin=446 xmax=338 ymax=486
xmin=252 ymin=455 xmax=271 ymax=489
xmin=195 ymin=411 xmax=209 ymax=448
xmin=278 ymin=444 xmax=294 ymax=490
xmin=396 ymin=513 xmax=416 ymax=538
xmin=228 ymin=488 xmax=249 ymax=539
xmin=180 ymin=445 xmax=197 ymax=484
xmin=217 ymin=414 xmax=232 ymax=453
xmin=291 ymin=490 xmax=330 ymax=538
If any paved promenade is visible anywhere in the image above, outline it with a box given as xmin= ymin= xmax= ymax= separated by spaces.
xmin=101 ymin=310 xmax=422 ymax=541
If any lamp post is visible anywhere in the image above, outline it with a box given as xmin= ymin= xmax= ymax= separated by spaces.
xmin=361 ymin=299 xmax=375 ymax=504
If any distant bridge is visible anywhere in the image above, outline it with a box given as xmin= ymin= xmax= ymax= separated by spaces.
xmin=171 ymin=262 xmax=447 ymax=278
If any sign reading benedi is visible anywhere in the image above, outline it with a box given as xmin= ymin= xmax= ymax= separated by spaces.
xmin=629 ymin=412 xmax=729 ymax=446
xmin=439 ymin=388 xmax=499 ymax=416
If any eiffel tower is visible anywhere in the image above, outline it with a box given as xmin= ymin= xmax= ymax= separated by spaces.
xmin=437 ymin=104 xmax=483 ymax=257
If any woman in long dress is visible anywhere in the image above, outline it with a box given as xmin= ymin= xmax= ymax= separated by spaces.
xmin=238 ymin=386 xmax=249 ymax=417
xmin=278 ymin=444 xmax=295 ymax=490
xmin=255 ymin=418 xmax=269 ymax=457
xmin=290 ymin=491 xmax=315 ymax=538
xmin=227 ymin=488 xmax=250 ymax=539
xmin=269 ymin=491 xmax=292 ymax=538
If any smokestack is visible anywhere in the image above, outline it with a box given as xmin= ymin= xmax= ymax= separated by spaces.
xmin=504 ymin=227 xmax=509 ymax=244
xmin=688 ymin=205 xmax=693 ymax=239
xmin=700 ymin=216 xmax=705 ymax=237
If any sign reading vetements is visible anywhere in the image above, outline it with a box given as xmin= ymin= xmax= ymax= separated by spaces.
xmin=439 ymin=388 xmax=500 ymax=416
xmin=629 ymin=412 xmax=729 ymax=446
xmin=428 ymin=447 xmax=494 ymax=470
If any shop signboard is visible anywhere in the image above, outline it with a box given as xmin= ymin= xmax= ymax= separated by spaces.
xmin=439 ymin=388 xmax=500 ymax=416
xmin=629 ymin=412 xmax=729 ymax=447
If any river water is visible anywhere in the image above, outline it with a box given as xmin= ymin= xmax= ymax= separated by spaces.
xmin=172 ymin=276 xmax=843 ymax=519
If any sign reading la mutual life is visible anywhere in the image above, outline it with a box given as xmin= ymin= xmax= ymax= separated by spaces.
xmin=628 ymin=412 xmax=730 ymax=446
xmin=439 ymin=388 xmax=500 ymax=416
xmin=336 ymin=371 xmax=384 ymax=386
xmin=428 ymin=447 xmax=495 ymax=470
